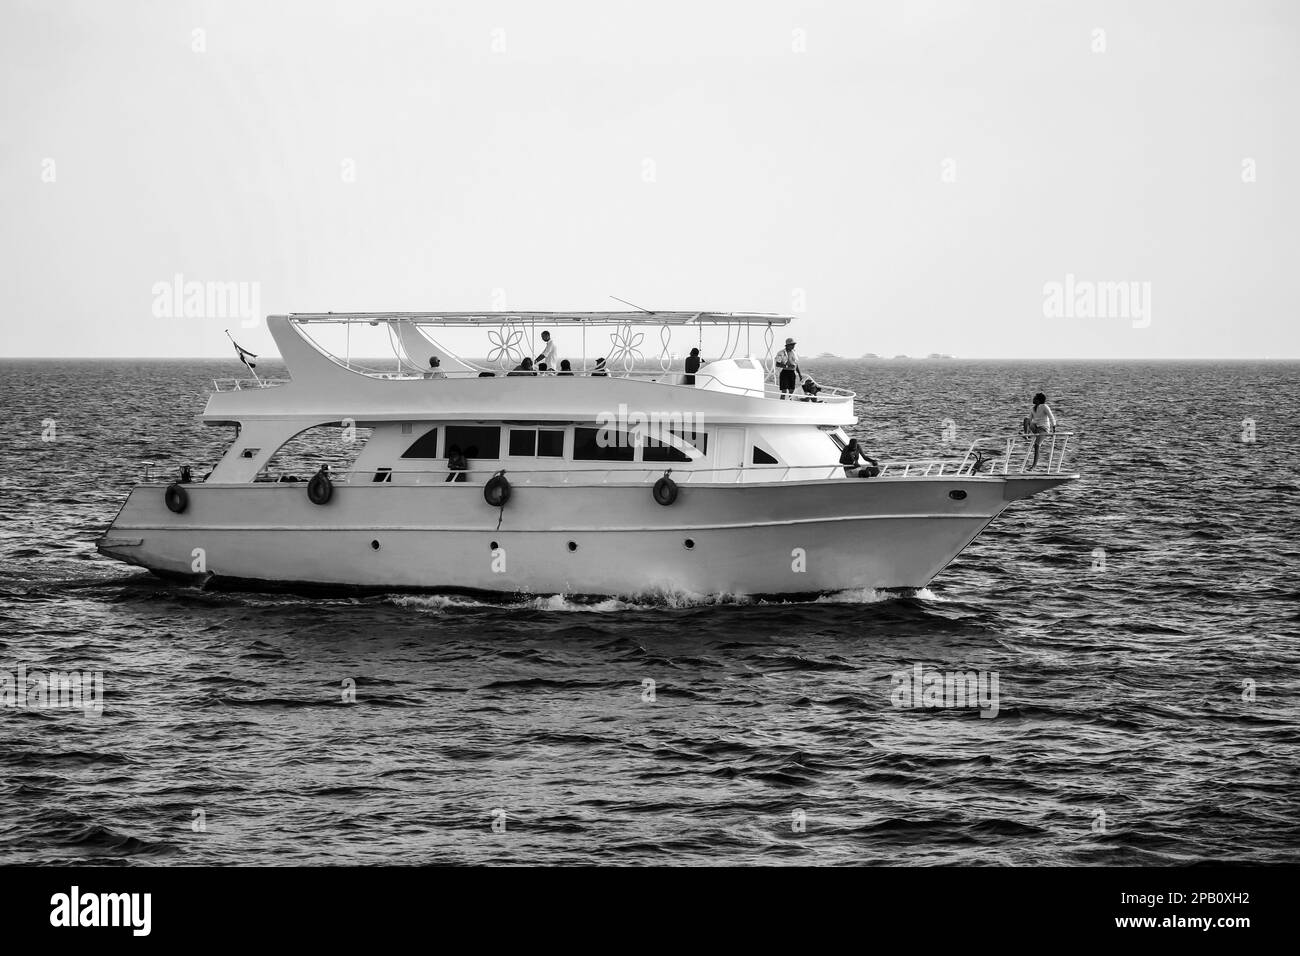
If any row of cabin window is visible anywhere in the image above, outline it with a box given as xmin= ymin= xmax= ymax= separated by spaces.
xmin=399 ymin=426 xmax=715 ymax=463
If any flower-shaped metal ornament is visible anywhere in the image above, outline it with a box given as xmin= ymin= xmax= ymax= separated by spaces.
xmin=608 ymin=324 xmax=645 ymax=373
xmin=487 ymin=325 xmax=525 ymax=369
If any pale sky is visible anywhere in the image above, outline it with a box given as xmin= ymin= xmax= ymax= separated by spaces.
xmin=2 ymin=0 xmax=1296 ymax=359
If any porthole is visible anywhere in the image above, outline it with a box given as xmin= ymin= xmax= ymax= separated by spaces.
xmin=567 ymin=541 xmax=578 ymax=552
xmin=371 ymin=539 xmax=380 ymax=550
xmin=490 ymin=540 xmax=499 ymax=550
xmin=948 ymin=490 xmax=967 ymax=501
xmin=684 ymin=538 xmax=695 ymax=550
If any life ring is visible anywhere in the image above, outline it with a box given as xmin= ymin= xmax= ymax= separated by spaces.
xmin=653 ymin=475 xmax=678 ymax=506
xmin=484 ymin=473 xmax=511 ymax=508
xmin=308 ymin=471 xmax=333 ymax=505
xmin=164 ymin=482 xmax=188 ymax=514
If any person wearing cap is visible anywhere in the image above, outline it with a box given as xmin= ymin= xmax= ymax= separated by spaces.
xmin=775 ymin=337 xmax=801 ymax=399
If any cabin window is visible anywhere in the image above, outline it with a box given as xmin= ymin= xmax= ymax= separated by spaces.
xmin=507 ymin=428 xmax=565 ymax=458
xmin=537 ymin=429 xmax=564 ymax=457
xmin=508 ymin=429 xmax=536 ymax=457
xmin=445 ymin=425 xmax=501 ymax=460
xmin=372 ymin=467 xmax=393 ymax=483
xmin=752 ymin=446 xmax=778 ymax=465
xmin=400 ymin=427 xmax=440 ymax=458
xmin=644 ymin=429 xmax=708 ymax=463
xmin=573 ymin=427 xmax=635 ymax=462
xmin=643 ymin=439 xmax=688 ymax=463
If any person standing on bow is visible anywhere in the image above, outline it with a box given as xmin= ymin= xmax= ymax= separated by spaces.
xmin=1025 ymin=392 xmax=1057 ymax=469
xmin=775 ymin=337 xmax=801 ymax=399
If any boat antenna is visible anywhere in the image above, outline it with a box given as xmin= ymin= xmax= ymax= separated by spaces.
xmin=609 ymin=295 xmax=654 ymax=314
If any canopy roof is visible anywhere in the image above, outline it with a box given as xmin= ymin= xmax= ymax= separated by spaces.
xmin=285 ymin=311 xmax=792 ymax=327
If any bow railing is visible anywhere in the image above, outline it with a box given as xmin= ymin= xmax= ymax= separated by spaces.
xmin=878 ymin=432 xmax=1079 ymax=478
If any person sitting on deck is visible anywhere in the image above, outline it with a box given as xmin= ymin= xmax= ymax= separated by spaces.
xmin=591 ymin=357 xmax=609 ymax=377
xmin=839 ymin=438 xmax=880 ymax=478
xmin=423 ymin=356 xmax=446 ymax=379
xmin=445 ymin=445 xmax=468 ymax=483
xmin=800 ymin=377 xmax=822 ymax=401
xmin=557 ymin=359 xmax=574 ymax=376
xmin=536 ymin=361 xmax=550 ymax=374
xmin=508 ymin=357 xmax=535 ymax=376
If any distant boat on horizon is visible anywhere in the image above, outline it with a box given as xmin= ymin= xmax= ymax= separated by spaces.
xmin=861 ymin=352 xmax=880 ymax=359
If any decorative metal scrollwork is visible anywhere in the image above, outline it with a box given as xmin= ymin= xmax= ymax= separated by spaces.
xmin=607 ymin=323 xmax=645 ymax=373
xmin=658 ymin=322 xmax=672 ymax=371
xmin=487 ymin=324 xmax=525 ymax=369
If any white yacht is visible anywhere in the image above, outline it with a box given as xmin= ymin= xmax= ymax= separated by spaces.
xmin=97 ymin=312 xmax=1078 ymax=599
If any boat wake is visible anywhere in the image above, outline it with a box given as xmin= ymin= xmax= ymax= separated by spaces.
xmin=387 ymin=586 xmax=941 ymax=613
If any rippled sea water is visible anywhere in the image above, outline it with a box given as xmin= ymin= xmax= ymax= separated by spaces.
xmin=1 ymin=359 xmax=1297 ymax=865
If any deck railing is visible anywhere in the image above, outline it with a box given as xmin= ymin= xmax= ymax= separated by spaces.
xmin=211 ymin=378 xmax=290 ymax=392
xmin=143 ymin=433 xmax=1078 ymax=485
xmin=878 ymin=432 xmax=1079 ymax=478
xmin=261 ymin=463 xmax=849 ymax=486
xmin=268 ymin=366 xmax=856 ymax=404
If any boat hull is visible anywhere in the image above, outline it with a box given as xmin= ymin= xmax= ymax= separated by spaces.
xmin=96 ymin=476 xmax=1071 ymax=598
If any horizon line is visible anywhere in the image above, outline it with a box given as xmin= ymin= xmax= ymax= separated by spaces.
xmin=2 ymin=355 xmax=1297 ymax=363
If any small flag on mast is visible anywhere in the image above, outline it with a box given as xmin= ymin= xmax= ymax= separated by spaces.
xmin=225 ymin=330 xmax=261 ymax=383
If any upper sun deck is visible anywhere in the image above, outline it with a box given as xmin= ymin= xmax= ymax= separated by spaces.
xmin=203 ymin=312 xmax=858 ymax=427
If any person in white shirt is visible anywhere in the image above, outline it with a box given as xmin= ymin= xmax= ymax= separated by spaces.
xmin=775 ymin=337 xmax=801 ymax=399
xmin=1026 ymin=392 xmax=1057 ymax=469
xmin=423 ymin=356 xmax=446 ymax=379
xmin=536 ymin=331 xmax=558 ymax=371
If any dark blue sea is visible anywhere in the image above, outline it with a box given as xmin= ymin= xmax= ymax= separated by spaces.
xmin=1 ymin=359 xmax=1297 ymax=865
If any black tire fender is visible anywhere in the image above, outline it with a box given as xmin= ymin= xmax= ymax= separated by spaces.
xmin=307 ymin=471 xmax=334 ymax=505
xmin=484 ymin=473 xmax=511 ymax=508
xmin=652 ymin=474 xmax=678 ymax=506
xmin=164 ymin=482 xmax=189 ymax=514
